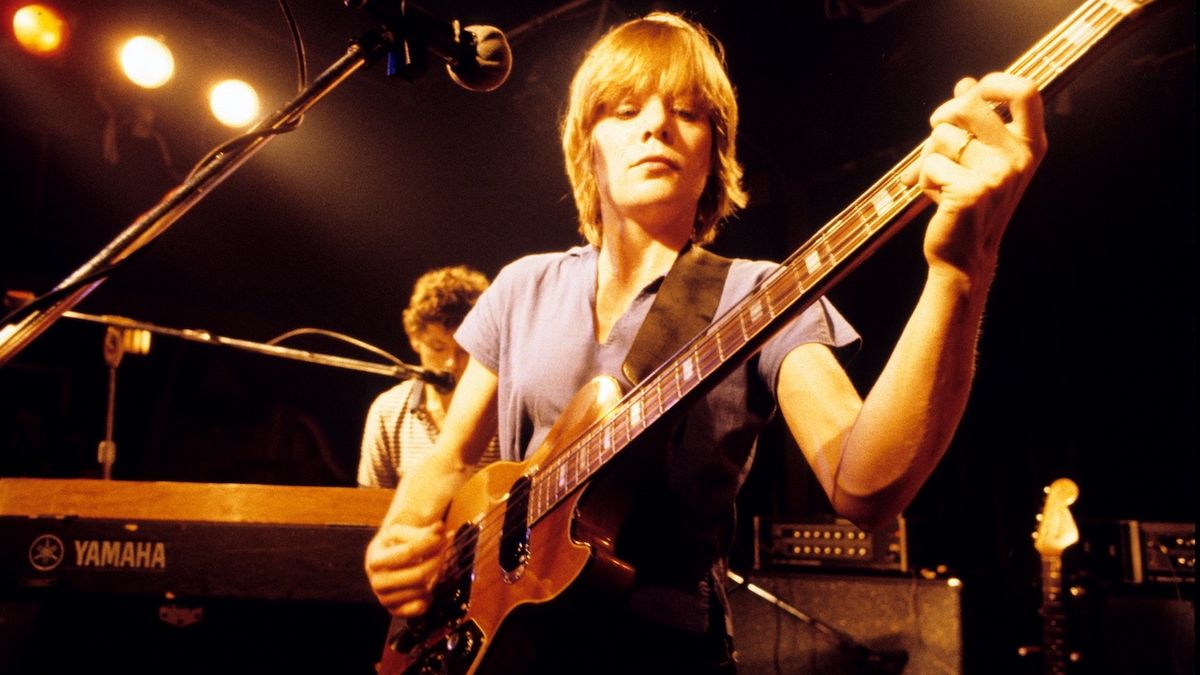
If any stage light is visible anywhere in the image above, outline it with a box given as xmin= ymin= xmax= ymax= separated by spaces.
xmin=119 ymin=35 xmax=174 ymax=89
xmin=209 ymin=79 xmax=260 ymax=128
xmin=12 ymin=3 xmax=67 ymax=56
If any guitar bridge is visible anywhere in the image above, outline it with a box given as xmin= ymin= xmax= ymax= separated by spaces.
xmin=389 ymin=620 xmax=484 ymax=675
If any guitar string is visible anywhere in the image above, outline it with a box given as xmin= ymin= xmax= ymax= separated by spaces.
xmin=427 ymin=0 xmax=1120 ymax=590
xmin=399 ymin=8 xmax=1135 ymax=635
xmin=424 ymin=158 xmax=923 ymax=595
xmin=427 ymin=0 xmax=1127 ymax=590
xmin=424 ymin=0 xmax=1134 ymax=598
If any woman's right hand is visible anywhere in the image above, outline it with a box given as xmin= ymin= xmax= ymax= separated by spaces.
xmin=366 ymin=357 xmax=501 ymax=617
xmin=365 ymin=520 xmax=450 ymax=617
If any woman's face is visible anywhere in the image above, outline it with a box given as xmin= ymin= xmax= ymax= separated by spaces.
xmin=591 ymin=93 xmax=712 ymax=233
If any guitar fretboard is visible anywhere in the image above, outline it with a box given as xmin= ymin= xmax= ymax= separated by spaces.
xmin=1041 ymin=555 xmax=1071 ymax=674
xmin=526 ymin=0 xmax=1154 ymax=524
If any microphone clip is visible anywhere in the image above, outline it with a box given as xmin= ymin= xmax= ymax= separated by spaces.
xmin=347 ymin=0 xmax=511 ymax=92
xmin=382 ymin=9 xmax=473 ymax=83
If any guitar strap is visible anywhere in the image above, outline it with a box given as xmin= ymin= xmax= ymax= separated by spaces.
xmin=621 ymin=241 xmax=732 ymax=385
xmin=619 ymin=241 xmax=736 ymax=648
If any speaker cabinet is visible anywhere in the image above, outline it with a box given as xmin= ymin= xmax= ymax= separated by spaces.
xmin=727 ymin=572 xmax=962 ymax=675
xmin=1075 ymin=590 xmax=1194 ymax=675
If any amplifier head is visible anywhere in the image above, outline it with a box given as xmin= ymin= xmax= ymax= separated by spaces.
xmin=755 ymin=516 xmax=907 ymax=574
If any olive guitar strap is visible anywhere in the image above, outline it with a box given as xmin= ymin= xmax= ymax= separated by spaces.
xmin=621 ymin=242 xmax=733 ymax=385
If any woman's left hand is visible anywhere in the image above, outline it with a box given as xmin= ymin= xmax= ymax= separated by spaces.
xmin=902 ymin=73 xmax=1048 ymax=281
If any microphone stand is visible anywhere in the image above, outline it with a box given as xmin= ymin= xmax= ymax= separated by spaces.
xmin=725 ymin=571 xmax=909 ymax=674
xmin=62 ymin=310 xmax=446 ymax=386
xmin=0 ymin=27 xmax=395 ymax=367
xmin=65 ymin=309 xmax=446 ymax=480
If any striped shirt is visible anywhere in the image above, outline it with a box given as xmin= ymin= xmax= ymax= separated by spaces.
xmin=357 ymin=379 xmax=500 ymax=488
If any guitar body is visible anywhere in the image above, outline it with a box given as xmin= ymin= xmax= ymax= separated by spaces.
xmin=379 ymin=376 xmax=650 ymax=675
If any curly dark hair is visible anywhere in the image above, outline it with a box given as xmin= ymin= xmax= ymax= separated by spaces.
xmin=401 ymin=265 xmax=490 ymax=338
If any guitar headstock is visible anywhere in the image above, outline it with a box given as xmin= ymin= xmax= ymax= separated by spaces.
xmin=1034 ymin=477 xmax=1081 ymax=557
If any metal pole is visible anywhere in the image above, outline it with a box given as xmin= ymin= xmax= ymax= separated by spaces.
xmin=0 ymin=32 xmax=388 ymax=366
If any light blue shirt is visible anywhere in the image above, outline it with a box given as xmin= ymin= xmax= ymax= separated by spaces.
xmin=455 ymin=244 xmax=859 ymax=631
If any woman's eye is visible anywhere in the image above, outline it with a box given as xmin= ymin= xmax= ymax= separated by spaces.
xmin=614 ymin=105 xmax=638 ymax=119
xmin=672 ymin=106 xmax=699 ymax=121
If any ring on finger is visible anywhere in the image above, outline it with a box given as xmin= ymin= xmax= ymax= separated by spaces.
xmin=952 ymin=131 xmax=976 ymax=164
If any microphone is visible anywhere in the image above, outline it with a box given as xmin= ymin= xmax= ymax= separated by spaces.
xmin=419 ymin=369 xmax=456 ymax=393
xmin=346 ymin=0 xmax=512 ymax=92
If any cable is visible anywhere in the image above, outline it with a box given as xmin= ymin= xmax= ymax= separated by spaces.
xmin=266 ymin=327 xmax=408 ymax=370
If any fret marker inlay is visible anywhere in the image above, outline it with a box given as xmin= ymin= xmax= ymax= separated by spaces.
xmin=749 ymin=299 xmax=764 ymax=324
xmin=803 ymin=251 xmax=822 ymax=275
xmin=872 ymin=190 xmax=894 ymax=216
xmin=1064 ymin=22 xmax=1095 ymax=46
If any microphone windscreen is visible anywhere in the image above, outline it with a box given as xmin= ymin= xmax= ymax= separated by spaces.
xmin=447 ymin=25 xmax=512 ymax=92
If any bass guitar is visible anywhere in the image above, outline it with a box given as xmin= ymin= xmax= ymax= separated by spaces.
xmin=379 ymin=2 xmax=1167 ymax=673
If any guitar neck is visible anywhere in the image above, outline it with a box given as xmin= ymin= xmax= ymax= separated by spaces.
xmin=527 ymin=0 xmax=1158 ymax=526
xmin=1041 ymin=554 xmax=1071 ymax=674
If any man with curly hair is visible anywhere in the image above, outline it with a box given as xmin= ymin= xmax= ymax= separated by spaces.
xmin=357 ymin=265 xmax=499 ymax=489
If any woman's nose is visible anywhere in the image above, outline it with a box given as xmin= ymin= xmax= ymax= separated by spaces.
xmin=640 ymin=97 xmax=669 ymax=140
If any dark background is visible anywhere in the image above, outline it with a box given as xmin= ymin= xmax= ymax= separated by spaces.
xmin=1 ymin=0 xmax=1194 ymax=672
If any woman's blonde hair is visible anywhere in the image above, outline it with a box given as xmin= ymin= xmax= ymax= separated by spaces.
xmin=561 ymin=12 xmax=747 ymax=246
